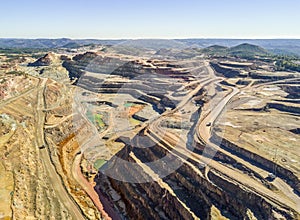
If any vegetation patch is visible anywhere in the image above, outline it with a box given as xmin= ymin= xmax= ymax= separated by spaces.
xmin=86 ymin=111 xmax=106 ymax=130
xmin=94 ymin=159 xmax=106 ymax=170
xmin=276 ymin=58 xmax=300 ymax=72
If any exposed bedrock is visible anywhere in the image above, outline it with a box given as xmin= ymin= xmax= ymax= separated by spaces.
xmin=219 ymin=62 xmax=255 ymax=69
xmin=192 ymin=140 xmax=273 ymax=189
xmin=210 ymin=62 xmax=240 ymax=78
xmin=211 ymin=132 xmax=300 ymax=195
xmin=94 ymin=132 xmax=296 ymax=219
xmin=267 ymin=102 xmax=300 ymax=114
xmin=72 ymin=74 xmax=178 ymax=114
xmin=207 ymin=171 xmax=295 ymax=220
xmin=28 ymin=53 xmax=55 ymax=66
xmin=132 ymin=114 xmax=148 ymax=122
xmin=63 ymin=53 xmax=137 ymax=81
xmin=63 ymin=52 xmax=193 ymax=84
xmin=62 ymin=60 xmax=84 ymax=81
xmin=280 ymin=85 xmax=300 ymax=99
xmin=248 ymin=72 xmax=295 ymax=81
xmin=95 ymin=139 xmax=197 ymax=220
xmin=290 ymin=128 xmax=300 ymax=135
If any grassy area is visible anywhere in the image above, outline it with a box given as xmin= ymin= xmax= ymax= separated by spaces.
xmin=94 ymin=159 xmax=106 ymax=170
xmin=94 ymin=114 xmax=105 ymax=128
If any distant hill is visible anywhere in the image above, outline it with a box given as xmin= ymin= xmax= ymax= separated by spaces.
xmin=0 ymin=38 xmax=123 ymax=49
xmin=228 ymin=43 xmax=269 ymax=56
xmin=0 ymin=38 xmax=72 ymax=48
xmin=178 ymin=39 xmax=300 ymax=56
xmin=62 ymin=42 xmax=81 ymax=48
xmin=0 ymin=38 xmax=300 ymax=56
xmin=201 ymin=45 xmax=228 ymax=55
xmin=206 ymin=45 xmax=228 ymax=50
xmin=200 ymin=43 xmax=269 ymax=57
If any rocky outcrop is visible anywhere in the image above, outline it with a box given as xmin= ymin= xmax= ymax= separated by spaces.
xmin=28 ymin=53 xmax=55 ymax=66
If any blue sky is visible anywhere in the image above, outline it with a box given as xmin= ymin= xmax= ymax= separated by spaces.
xmin=1 ymin=0 xmax=299 ymax=39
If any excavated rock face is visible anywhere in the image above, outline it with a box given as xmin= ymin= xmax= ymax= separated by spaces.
xmin=28 ymin=53 xmax=55 ymax=66
xmin=280 ymin=85 xmax=300 ymax=99
xmin=94 ymin=134 xmax=211 ymax=220
xmin=63 ymin=53 xmax=152 ymax=81
xmin=94 ymin=132 xmax=297 ymax=220
xmin=210 ymin=62 xmax=240 ymax=78
xmin=73 ymin=51 xmax=98 ymax=62
xmin=2 ymin=43 xmax=300 ymax=220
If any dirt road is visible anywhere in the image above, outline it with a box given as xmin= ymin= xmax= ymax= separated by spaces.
xmin=36 ymin=78 xmax=86 ymax=220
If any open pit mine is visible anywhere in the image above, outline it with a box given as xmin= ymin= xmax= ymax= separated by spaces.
xmin=0 ymin=42 xmax=299 ymax=220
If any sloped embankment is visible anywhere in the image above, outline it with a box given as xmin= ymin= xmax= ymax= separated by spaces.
xmin=94 ymin=132 xmax=297 ymax=219
xmin=211 ymin=132 xmax=300 ymax=196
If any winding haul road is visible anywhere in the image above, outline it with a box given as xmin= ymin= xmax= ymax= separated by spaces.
xmin=146 ymin=62 xmax=300 ymax=213
xmin=195 ymin=71 xmax=300 ymax=210
xmin=66 ymin=59 xmax=299 ymax=218
xmin=36 ymin=78 xmax=86 ymax=220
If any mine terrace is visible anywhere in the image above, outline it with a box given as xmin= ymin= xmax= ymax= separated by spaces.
xmin=0 ymin=41 xmax=299 ymax=220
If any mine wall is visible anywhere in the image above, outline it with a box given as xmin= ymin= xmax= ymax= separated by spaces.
xmin=280 ymin=85 xmax=300 ymax=99
xmin=73 ymin=73 xmax=179 ymax=114
xmin=210 ymin=62 xmax=240 ymax=78
xmin=64 ymin=52 xmax=192 ymax=83
xmin=63 ymin=52 xmax=300 ymax=219
xmin=274 ymin=99 xmax=300 ymax=104
xmin=248 ymin=72 xmax=295 ymax=81
xmin=267 ymin=102 xmax=300 ymax=115
xmin=94 ymin=132 xmax=296 ymax=219
xmin=289 ymin=128 xmax=300 ymax=135
xmin=95 ymin=140 xmax=197 ymax=220
xmin=211 ymin=132 xmax=300 ymax=195
xmin=62 ymin=60 xmax=84 ymax=81
xmin=192 ymin=140 xmax=273 ymax=189
xmin=132 ymin=114 xmax=148 ymax=122
xmin=219 ymin=62 xmax=255 ymax=69
xmin=207 ymin=171 xmax=295 ymax=220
